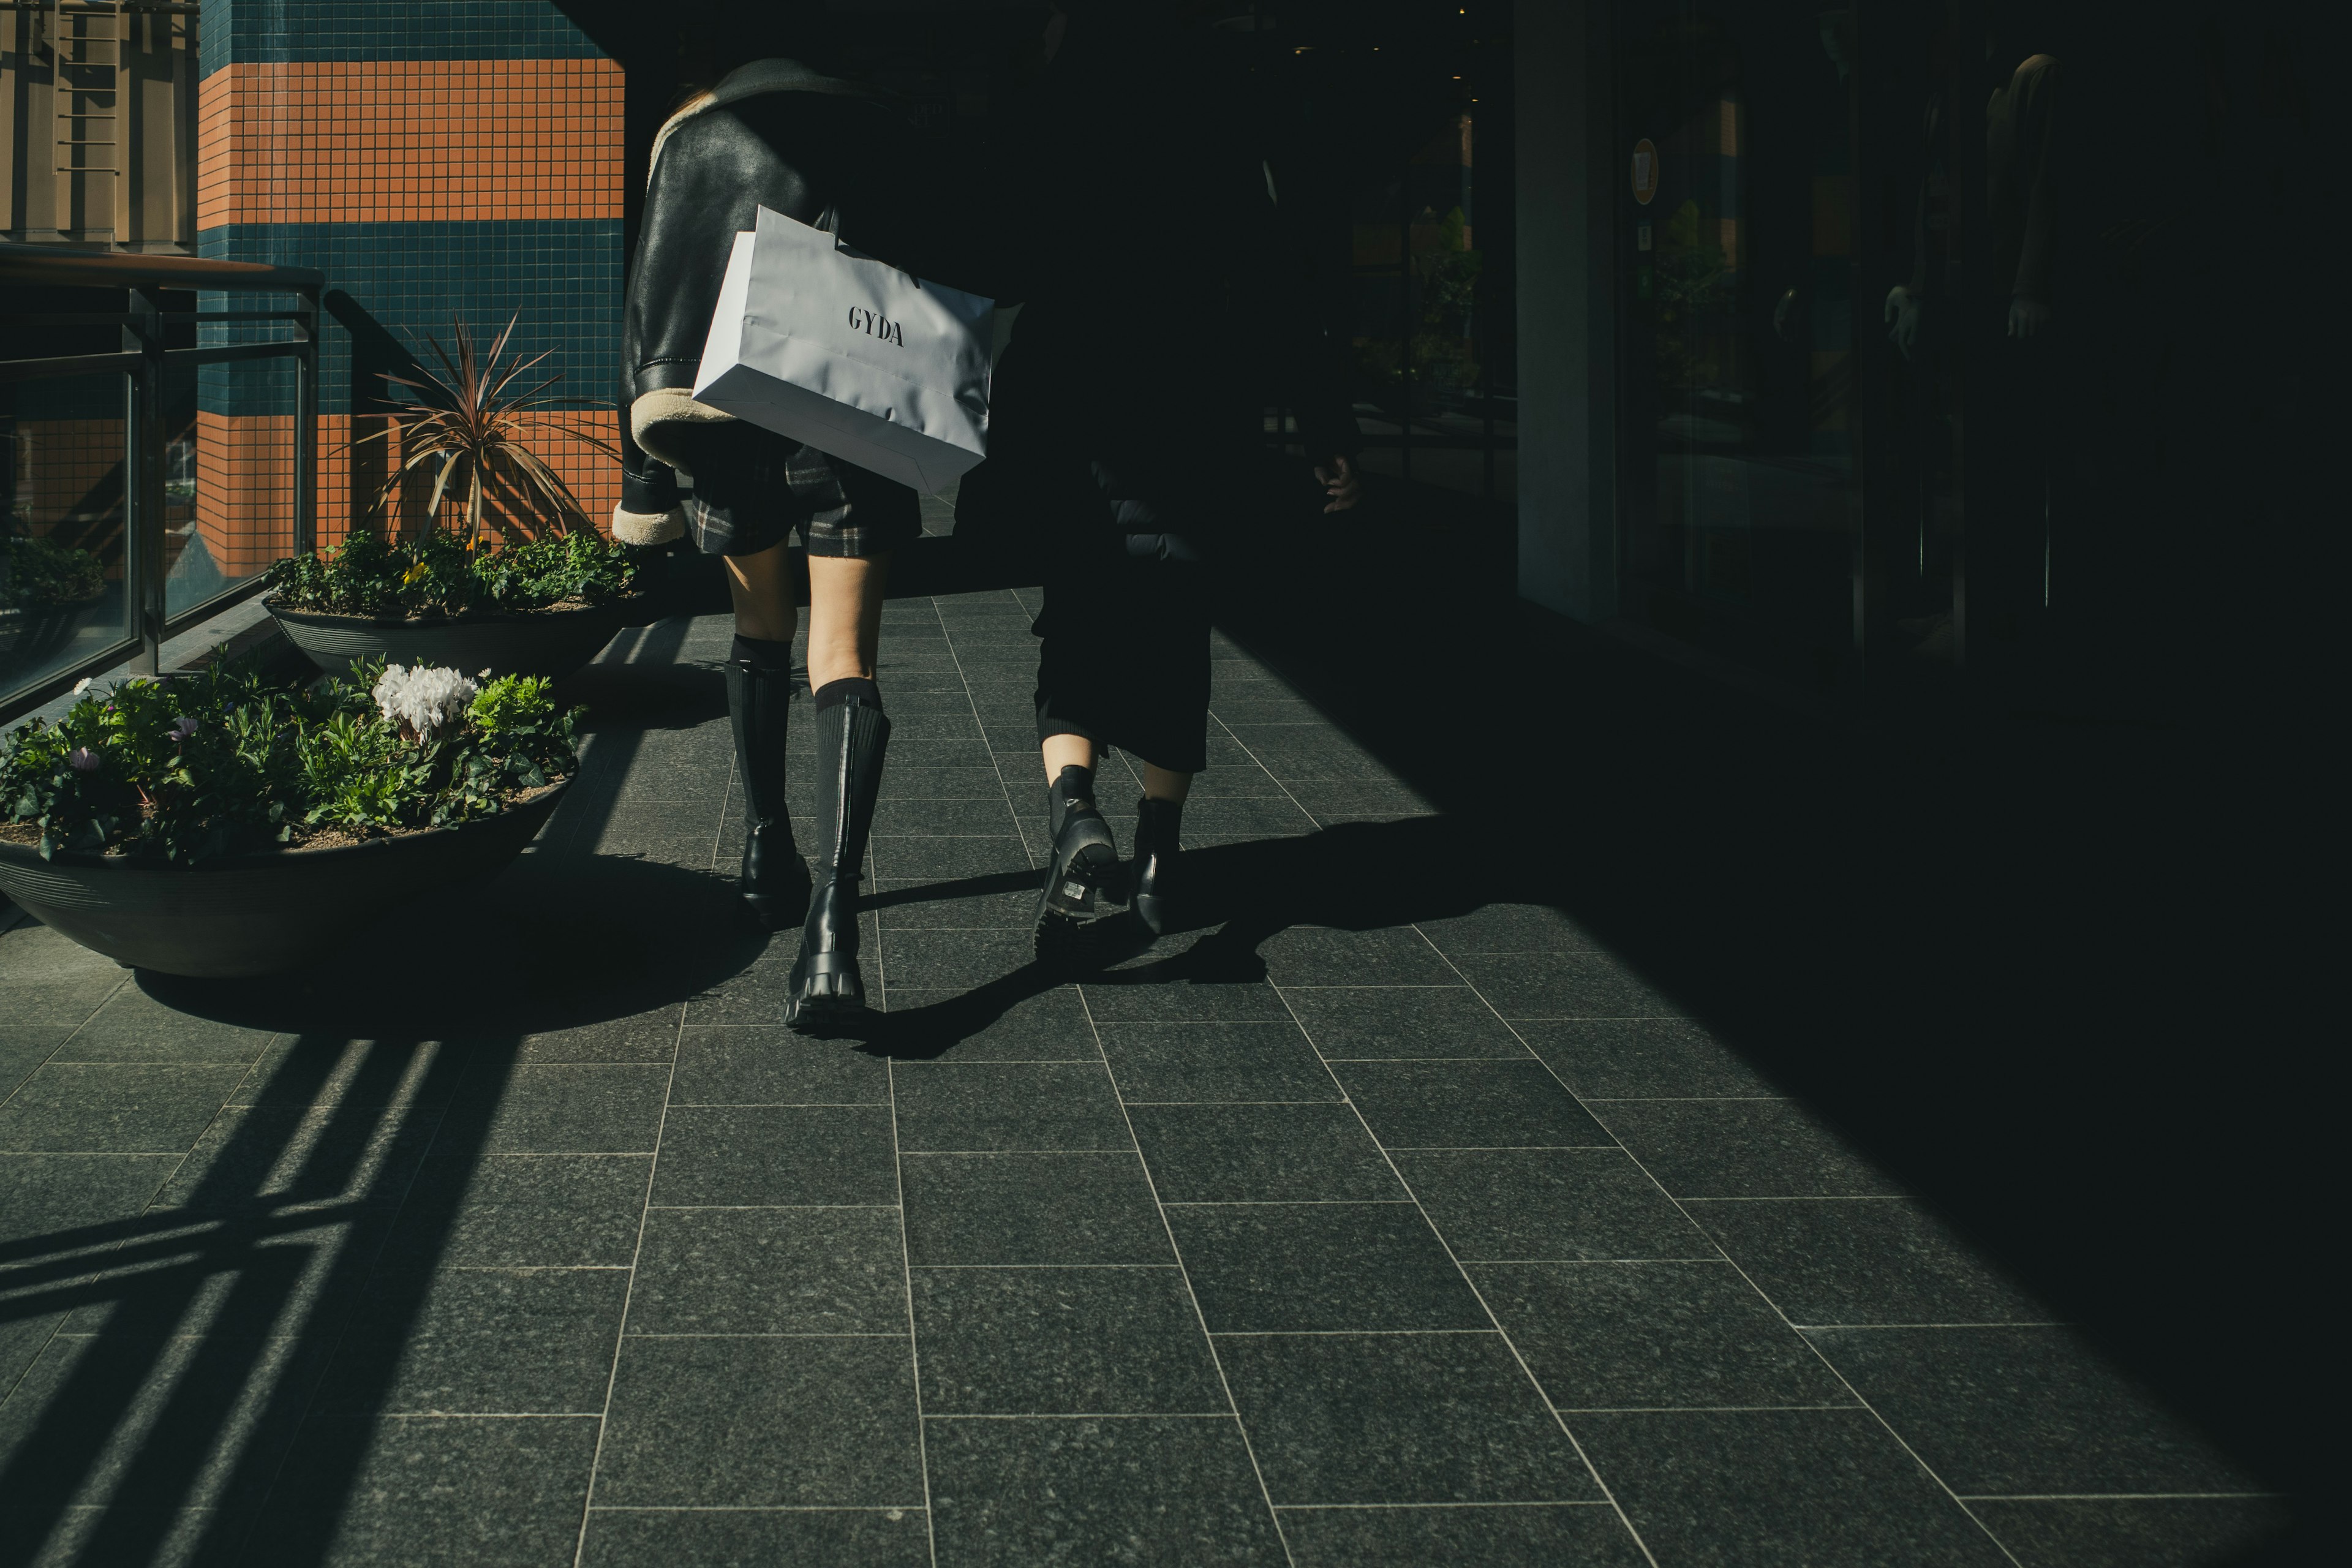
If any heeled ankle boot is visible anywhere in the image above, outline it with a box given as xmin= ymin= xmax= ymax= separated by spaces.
xmin=785 ymin=693 xmax=891 ymax=1033
xmin=1035 ymin=764 xmax=1120 ymax=929
xmin=1128 ymin=795 xmax=1183 ymax=936
xmin=725 ymin=660 xmax=811 ymax=928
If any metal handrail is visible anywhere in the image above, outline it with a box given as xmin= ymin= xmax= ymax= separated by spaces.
xmin=1 ymin=243 xmax=320 ymax=723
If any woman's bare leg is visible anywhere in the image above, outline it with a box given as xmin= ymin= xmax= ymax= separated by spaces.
xmin=723 ymin=540 xmax=800 ymax=643
xmin=805 ymin=553 xmax=889 ymax=688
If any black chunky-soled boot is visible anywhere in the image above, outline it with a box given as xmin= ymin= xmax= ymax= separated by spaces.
xmin=784 ymin=692 xmax=890 ymax=1033
xmin=725 ymin=659 xmax=812 ymax=928
xmin=1035 ymin=764 xmax=1120 ymax=931
xmin=1127 ymin=795 xmax=1183 ymax=936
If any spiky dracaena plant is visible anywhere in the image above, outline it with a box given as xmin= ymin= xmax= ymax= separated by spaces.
xmin=353 ymin=316 xmax=618 ymax=548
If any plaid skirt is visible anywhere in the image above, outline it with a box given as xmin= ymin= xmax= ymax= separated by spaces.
xmin=680 ymin=424 xmax=919 ymax=559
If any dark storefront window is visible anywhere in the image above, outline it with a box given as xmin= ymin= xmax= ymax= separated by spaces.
xmin=1613 ymin=2 xmax=1864 ymax=694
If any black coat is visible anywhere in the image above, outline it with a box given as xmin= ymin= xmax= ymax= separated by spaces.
xmin=964 ymin=16 xmax=1357 ymax=536
xmin=618 ymin=59 xmax=1001 ymax=521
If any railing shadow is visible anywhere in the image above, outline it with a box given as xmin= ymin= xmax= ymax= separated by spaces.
xmin=0 ymin=612 xmax=766 ymax=1564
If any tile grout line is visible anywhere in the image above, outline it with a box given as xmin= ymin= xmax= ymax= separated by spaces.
xmin=933 ymin=590 xmax=1043 ymax=874
xmin=884 ymin=1054 xmax=941 ymax=1568
xmin=1403 ymin=925 xmax=2032 ymax=1568
xmin=1255 ymin=956 xmax=1667 ymax=1568
xmin=1074 ymin=983 xmax=1302 ymax=1568
xmin=569 ymin=1000 xmax=690 ymax=1568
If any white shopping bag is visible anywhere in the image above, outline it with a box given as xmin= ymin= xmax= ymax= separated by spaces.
xmin=692 ymin=205 xmax=995 ymax=496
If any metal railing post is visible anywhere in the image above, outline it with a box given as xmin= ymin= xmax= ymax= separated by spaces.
xmin=293 ymin=284 xmax=318 ymax=558
xmin=127 ymin=283 xmax=167 ymax=674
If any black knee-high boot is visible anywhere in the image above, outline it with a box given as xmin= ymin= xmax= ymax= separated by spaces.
xmin=1127 ymin=795 xmax=1182 ymax=936
xmin=785 ymin=692 xmax=890 ymax=1031
xmin=725 ymin=660 xmax=812 ymax=927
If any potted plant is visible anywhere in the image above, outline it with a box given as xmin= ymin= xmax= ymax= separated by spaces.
xmin=0 ymin=652 xmax=580 ymax=977
xmin=0 ymin=529 xmax=107 ymax=678
xmin=265 ymin=316 xmax=643 ymax=679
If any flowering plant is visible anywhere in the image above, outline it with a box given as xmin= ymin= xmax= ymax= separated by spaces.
xmin=265 ymin=526 xmax=642 ymax=621
xmin=0 ymin=653 xmax=578 ymax=864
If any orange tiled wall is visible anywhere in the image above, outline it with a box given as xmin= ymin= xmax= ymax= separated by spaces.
xmin=195 ymin=409 xmax=624 ymax=576
xmin=197 ymin=59 xmax=624 ymax=228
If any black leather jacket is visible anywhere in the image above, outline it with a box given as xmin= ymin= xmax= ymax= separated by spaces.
xmin=618 ymin=59 xmax=1000 ymax=522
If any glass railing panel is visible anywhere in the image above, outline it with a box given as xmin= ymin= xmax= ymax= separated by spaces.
xmin=1 ymin=373 xmax=138 ymax=711
xmin=168 ymin=350 xmax=299 ymax=622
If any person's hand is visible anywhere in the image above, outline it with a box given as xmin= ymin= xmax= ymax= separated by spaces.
xmin=1315 ymin=455 xmax=1361 ymax=514
xmin=1883 ymin=285 xmax=1921 ymax=361
xmin=2007 ymin=296 xmax=2052 ymax=338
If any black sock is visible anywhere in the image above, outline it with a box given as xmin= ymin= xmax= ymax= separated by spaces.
xmin=813 ymin=677 xmax=881 ymax=713
xmin=1049 ymin=764 xmax=1098 ymax=834
xmin=731 ymin=633 xmax=794 ymax=671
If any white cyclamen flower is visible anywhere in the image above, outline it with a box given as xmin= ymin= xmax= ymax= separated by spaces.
xmin=72 ymin=677 xmax=92 ymax=695
xmin=372 ymin=663 xmax=480 ymax=739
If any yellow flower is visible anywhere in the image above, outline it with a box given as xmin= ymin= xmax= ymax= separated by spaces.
xmin=402 ymin=561 xmax=431 ymax=586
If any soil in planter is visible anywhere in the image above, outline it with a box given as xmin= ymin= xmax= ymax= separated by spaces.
xmin=0 ymin=780 xmax=567 ymax=856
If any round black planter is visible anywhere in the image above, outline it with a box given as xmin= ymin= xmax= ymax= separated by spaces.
xmin=0 ymin=780 xmax=567 ymax=978
xmin=266 ymin=595 xmax=639 ymax=680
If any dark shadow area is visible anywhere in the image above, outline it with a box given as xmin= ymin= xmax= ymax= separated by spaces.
xmin=1199 ymin=470 xmax=2315 ymax=1545
xmin=0 ymin=1025 xmax=514 ymax=1567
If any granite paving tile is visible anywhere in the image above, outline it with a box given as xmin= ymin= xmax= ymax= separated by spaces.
xmin=1570 ymin=1408 xmax=2013 ymax=1567
xmin=1334 ymin=1060 xmax=1614 ymax=1149
xmin=1410 ymin=903 xmax=1607 ymax=956
xmin=592 ymin=1335 xmax=922 ymax=1507
xmin=150 ymin=1102 xmax=442 ymax=1215
xmin=578 ymin=1507 xmax=932 ymax=1568
xmin=1520 ymin=1016 xmax=1775 ymax=1098
xmin=1801 ymin=1324 xmax=2250 ymax=1496
xmin=1450 ymin=954 xmax=1683 ymax=1019
xmin=0 ymin=1329 xmax=334 ymax=1513
xmin=228 ymin=1036 xmax=462 ymax=1110
xmin=1097 ymin=1020 xmax=1338 ymax=1103
xmin=1597 ymin=1099 xmax=1898 ymax=1198
xmin=244 ymin=1414 xmax=601 ymax=1566
xmin=875 ymin=985 xmax=1101 ymax=1061
xmin=627 ymin=1207 xmax=906 ymax=1335
xmin=437 ymin=1064 xmax=671 ymax=1155
xmin=1688 ymin=1197 xmax=2046 ymax=1327
xmin=1474 ymin=1261 xmax=1852 ymax=1410
xmin=1394 ymin=1148 xmax=1717 ymax=1262
xmin=1253 ymin=928 xmax=1458 ymax=987
xmin=0 ymin=1150 xmax=179 ymax=1241
xmin=1280 ymin=985 xmax=1529 ymax=1059
xmin=650 ymin=1105 xmax=898 ymax=1207
xmin=671 ymin=1025 xmax=891 ymax=1104
xmin=900 ymin=1151 xmax=1172 ymax=1266
xmin=924 ymin=1414 xmax=1283 ymax=1567
xmin=44 ymin=989 xmax=276 ymax=1066
xmin=0 ymin=979 xmax=123 ymax=1031
xmin=911 ymin=1266 xmax=1224 ymax=1415
xmin=1968 ymin=1497 xmax=2291 ymax=1568
xmin=316 ymin=1266 xmax=629 ymax=1415
xmin=1279 ymin=1502 xmax=1645 ymax=1567
xmin=1168 ymin=1202 xmax=1483 ymax=1333
xmin=0 ymin=1504 xmax=230 ymax=1568
xmin=1078 ymin=978 xmax=1292 ymax=1023
xmin=891 ymin=1062 xmax=1133 ymax=1152
xmin=376 ymin=1154 xmax=652 ymax=1270
xmin=878 ymin=930 xmax=1048 ymax=990
xmin=1128 ymin=1103 xmax=1403 ymax=1202
xmin=1218 ymin=1332 xmax=1595 ymax=1505
xmin=0 ymin=1064 xmax=249 ymax=1153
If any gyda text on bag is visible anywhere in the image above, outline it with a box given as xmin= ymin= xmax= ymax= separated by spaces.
xmin=847 ymin=306 xmax=903 ymax=347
